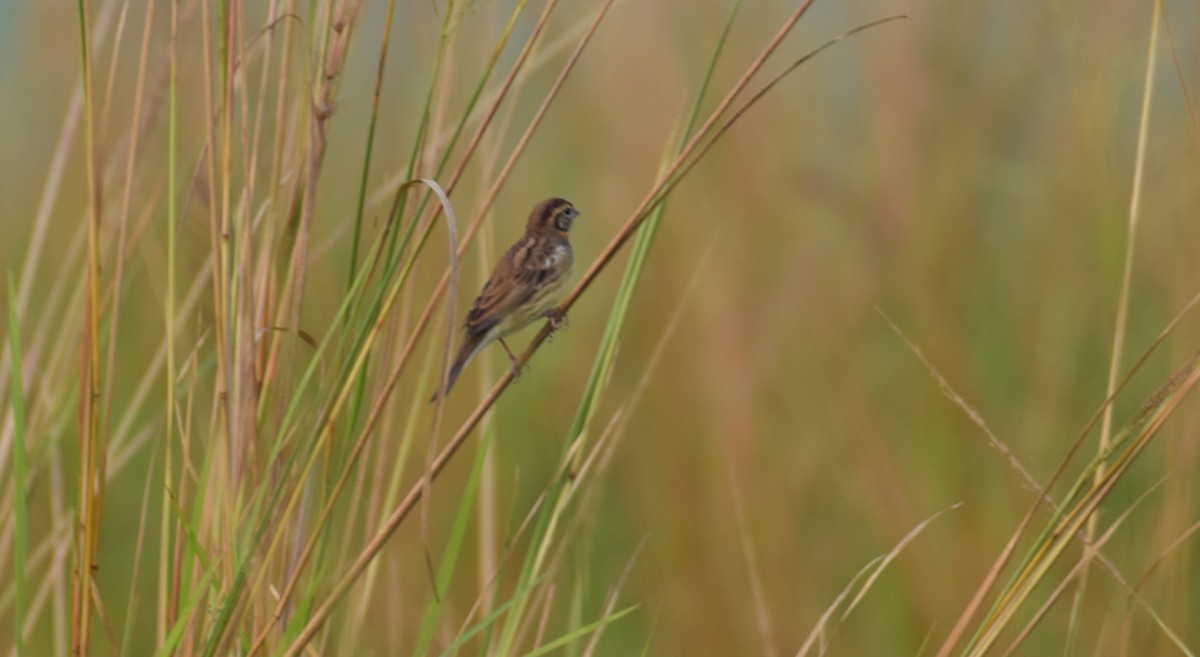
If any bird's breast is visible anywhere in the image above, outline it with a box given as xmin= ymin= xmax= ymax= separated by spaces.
xmin=496 ymin=243 xmax=572 ymax=335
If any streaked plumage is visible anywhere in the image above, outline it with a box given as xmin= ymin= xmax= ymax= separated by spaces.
xmin=433 ymin=198 xmax=581 ymax=400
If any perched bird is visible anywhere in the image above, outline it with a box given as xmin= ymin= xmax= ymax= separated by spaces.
xmin=433 ymin=197 xmax=581 ymax=400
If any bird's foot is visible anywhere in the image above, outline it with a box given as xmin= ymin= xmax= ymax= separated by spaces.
xmin=498 ymin=338 xmax=528 ymax=381
xmin=544 ymin=309 xmax=567 ymax=334
xmin=508 ymin=362 xmax=531 ymax=382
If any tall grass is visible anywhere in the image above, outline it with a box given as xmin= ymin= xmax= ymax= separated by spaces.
xmin=2 ymin=0 xmax=1199 ymax=655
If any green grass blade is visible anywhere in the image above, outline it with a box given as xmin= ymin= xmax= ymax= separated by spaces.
xmin=346 ymin=0 xmax=401 ymax=291
xmin=564 ymin=0 xmax=739 ymax=451
xmin=412 ymin=431 xmax=494 ymax=656
xmin=430 ymin=588 xmax=529 ymax=657
xmin=516 ymin=605 xmax=637 ymax=657
xmin=382 ymin=0 xmax=457 ymax=265
xmin=153 ymin=562 xmax=219 ymax=657
xmin=118 ymin=452 xmax=159 ymax=657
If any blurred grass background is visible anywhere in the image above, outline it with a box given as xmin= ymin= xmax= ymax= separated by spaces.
xmin=2 ymin=0 xmax=1200 ymax=655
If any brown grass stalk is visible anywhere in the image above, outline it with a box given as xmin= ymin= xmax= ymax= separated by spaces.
xmin=1071 ymin=2 xmax=1162 ymax=646
xmin=73 ymin=0 xmax=107 ymax=650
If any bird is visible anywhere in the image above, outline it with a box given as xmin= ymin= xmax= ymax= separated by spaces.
xmin=432 ymin=197 xmax=581 ymax=400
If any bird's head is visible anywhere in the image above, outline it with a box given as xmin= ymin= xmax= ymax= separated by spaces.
xmin=528 ymin=197 xmax=581 ymax=235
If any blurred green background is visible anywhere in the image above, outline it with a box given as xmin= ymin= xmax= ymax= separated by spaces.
xmin=2 ymin=0 xmax=1199 ymax=655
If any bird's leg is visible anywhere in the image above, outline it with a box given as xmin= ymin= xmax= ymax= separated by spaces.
xmin=498 ymin=337 xmax=518 ymax=364
xmin=498 ymin=338 xmax=526 ymax=379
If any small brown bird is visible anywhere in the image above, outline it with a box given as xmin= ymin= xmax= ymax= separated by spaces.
xmin=433 ymin=198 xmax=581 ymax=400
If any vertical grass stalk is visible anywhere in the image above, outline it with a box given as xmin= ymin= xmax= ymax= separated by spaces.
xmin=1071 ymin=3 xmax=1162 ymax=650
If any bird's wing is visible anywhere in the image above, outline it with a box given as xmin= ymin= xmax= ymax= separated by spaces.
xmin=464 ymin=237 xmax=568 ymax=335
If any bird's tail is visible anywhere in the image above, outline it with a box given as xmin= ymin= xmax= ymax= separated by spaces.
xmin=430 ymin=329 xmax=491 ymax=402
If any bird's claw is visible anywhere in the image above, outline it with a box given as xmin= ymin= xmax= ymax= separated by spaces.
xmin=509 ymin=362 xmax=530 ymax=382
xmin=544 ymin=309 xmax=567 ymax=332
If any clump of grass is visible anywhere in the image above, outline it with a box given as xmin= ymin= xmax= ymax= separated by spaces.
xmin=927 ymin=5 xmax=1200 ymax=655
xmin=7 ymin=1 xmax=1191 ymax=656
xmin=0 ymin=0 xmax=902 ymax=654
